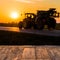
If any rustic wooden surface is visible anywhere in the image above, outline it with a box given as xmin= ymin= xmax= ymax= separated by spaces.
xmin=0 ymin=45 xmax=60 ymax=60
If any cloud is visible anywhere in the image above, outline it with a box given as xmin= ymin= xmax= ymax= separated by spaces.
xmin=37 ymin=0 xmax=42 ymax=1
xmin=16 ymin=0 xmax=34 ymax=3
xmin=16 ymin=0 xmax=43 ymax=3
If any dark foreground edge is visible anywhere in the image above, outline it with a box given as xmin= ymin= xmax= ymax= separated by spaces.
xmin=0 ymin=30 xmax=60 ymax=45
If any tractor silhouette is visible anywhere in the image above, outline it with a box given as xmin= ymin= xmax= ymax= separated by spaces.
xmin=18 ymin=8 xmax=60 ymax=30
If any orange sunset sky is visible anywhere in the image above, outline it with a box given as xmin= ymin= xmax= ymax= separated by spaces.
xmin=0 ymin=0 xmax=60 ymax=23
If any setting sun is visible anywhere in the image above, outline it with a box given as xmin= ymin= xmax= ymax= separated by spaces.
xmin=10 ymin=12 xmax=19 ymax=19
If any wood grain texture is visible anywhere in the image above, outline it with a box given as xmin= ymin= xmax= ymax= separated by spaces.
xmin=0 ymin=46 xmax=60 ymax=60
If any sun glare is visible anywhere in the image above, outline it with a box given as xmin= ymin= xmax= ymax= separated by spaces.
xmin=10 ymin=12 xmax=19 ymax=19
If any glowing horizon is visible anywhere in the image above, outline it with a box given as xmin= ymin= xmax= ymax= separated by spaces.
xmin=0 ymin=0 xmax=60 ymax=23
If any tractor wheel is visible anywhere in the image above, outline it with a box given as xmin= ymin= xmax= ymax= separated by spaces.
xmin=47 ymin=18 xmax=56 ymax=30
xmin=35 ymin=16 xmax=45 ymax=30
xmin=35 ymin=23 xmax=44 ymax=30
xmin=36 ymin=20 xmax=44 ymax=30
xmin=18 ymin=21 xmax=23 ymax=29
xmin=23 ymin=21 xmax=32 ymax=29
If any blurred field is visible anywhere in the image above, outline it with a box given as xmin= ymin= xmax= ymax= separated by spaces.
xmin=0 ymin=30 xmax=59 ymax=45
